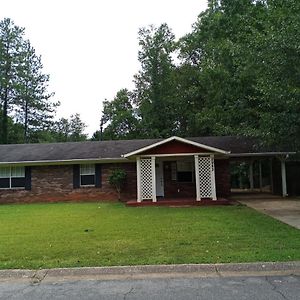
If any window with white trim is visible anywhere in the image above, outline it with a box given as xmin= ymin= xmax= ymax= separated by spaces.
xmin=80 ymin=164 xmax=95 ymax=186
xmin=0 ymin=166 xmax=25 ymax=189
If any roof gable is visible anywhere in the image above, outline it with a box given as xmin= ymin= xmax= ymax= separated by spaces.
xmin=123 ymin=136 xmax=229 ymax=157
xmin=140 ymin=140 xmax=212 ymax=155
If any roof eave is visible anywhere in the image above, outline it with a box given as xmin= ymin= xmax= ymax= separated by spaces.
xmin=229 ymin=152 xmax=296 ymax=158
xmin=0 ymin=157 xmax=128 ymax=166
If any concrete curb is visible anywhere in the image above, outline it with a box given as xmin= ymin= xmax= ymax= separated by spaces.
xmin=0 ymin=262 xmax=299 ymax=283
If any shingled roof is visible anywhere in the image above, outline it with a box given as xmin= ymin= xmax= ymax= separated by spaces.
xmin=0 ymin=136 xmax=292 ymax=164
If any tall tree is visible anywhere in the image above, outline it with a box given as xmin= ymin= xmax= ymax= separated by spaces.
xmin=14 ymin=40 xmax=58 ymax=142
xmin=0 ymin=108 xmax=23 ymax=143
xmin=0 ymin=18 xmax=58 ymax=144
xmin=179 ymin=1 xmax=270 ymax=137
xmin=0 ymin=18 xmax=24 ymax=143
xmin=50 ymin=113 xmax=87 ymax=142
xmin=252 ymin=0 xmax=300 ymax=150
xmin=101 ymin=89 xmax=139 ymax=140
xmin=134 ymin=24 xmax=177 ymax=138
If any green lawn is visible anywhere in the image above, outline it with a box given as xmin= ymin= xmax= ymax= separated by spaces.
xmin=0 ymin=202 xmax=299 ymax=269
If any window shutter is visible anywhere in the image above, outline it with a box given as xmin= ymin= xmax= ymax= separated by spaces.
xmin=95 ymin=164 xmax=102 ymax=188
xmin=25 ymin=166 xmax=31 ymax=190
xmin=73 ymin=165 xmax=80 ymax=189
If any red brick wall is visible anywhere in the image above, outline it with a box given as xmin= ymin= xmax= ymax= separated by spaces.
xmin=163 ymin=161 xmax=196 ymax=198
xmin=0 ymin=159 xmax=230 ymax=204
xmin=162 ymin=159 xmax=230 ymax=199
xmin=0 ymin=163 xmax=137 ymax=204
xmin=215 ymin=159 xmax=230 ymax=197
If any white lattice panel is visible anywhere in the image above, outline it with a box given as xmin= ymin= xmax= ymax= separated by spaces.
xmin=140 ymin=158 xmax=153 ymax=199
xmin=198 ymin=157 xmax=213 ymax=198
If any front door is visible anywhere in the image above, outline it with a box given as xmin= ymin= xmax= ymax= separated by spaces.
xmin=155 ymin=160 xmax=164 ymax=197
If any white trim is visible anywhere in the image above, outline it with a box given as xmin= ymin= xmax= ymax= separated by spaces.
xmin=140 ymin=152 xmax=216 ymax=158
xmin=151 ymin=156 xmax=157 ymax=202
xmin=194 ymin=155 xmax=201 ymax=201
xmin=123 ymin=136 xmax=230 ymax=158
xmin=281 ymin=159 xmax=288 ymax=197
xmin=0 ymin=166 xmax=25 ymax=189
xmin=249 ymin=161 xmax=254 ymax=190
xmin=269 ymin=158 xmax=274 ymax=193
xmin=79 ymin=163 xmax=96 ymax=187
xmin=259 ymin=160 xmax=263 ymax=191
xmin=136 ymin=157 xmax=142 ymax=202
xmin=210 ymin=155 xmax=217 ymax=200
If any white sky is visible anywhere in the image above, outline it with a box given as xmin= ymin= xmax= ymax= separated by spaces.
xmin=1 ymin=0 xmax=207 ymax=136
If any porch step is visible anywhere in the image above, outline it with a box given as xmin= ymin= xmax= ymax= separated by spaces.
xmin=126 ymin=198 xmax=231 ymax=207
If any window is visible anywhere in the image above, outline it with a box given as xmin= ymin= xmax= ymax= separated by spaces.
xmin=177 ymin=161 xmax=194 ymax=183
xmin=0 ymin=166 xmax=25 ymax=189
xmin=80 ymin=164 xmax=95 ymax=186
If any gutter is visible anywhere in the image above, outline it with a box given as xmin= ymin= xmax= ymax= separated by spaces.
xmin=0 ymin=157 xmax=129 ymax=167
xmin=229 ymin=152 xmax=296 ymax=158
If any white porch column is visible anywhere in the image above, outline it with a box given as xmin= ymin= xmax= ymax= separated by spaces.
xmin=136 ymin=156 xmax=142 ymax=202
xmin=194 ymin=155 xmax=201 ymax=201
xmin=249 ymin=161 xmax=254 ymax=190
xmin=281 ymin=158 xmax=288 ymax=197
xmin=210 ymin=155 xmax=217 ymax=200
xmin=269 ymin=158 xmax=274 ymax=193
xmin=151 ymin=156 xmax=157 ymax=202
xmin=259 ymin=160 xmax=263 ymax=192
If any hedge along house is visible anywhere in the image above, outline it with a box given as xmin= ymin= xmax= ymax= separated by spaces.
xmin=0 ymin=136 xmax=295 ymax=204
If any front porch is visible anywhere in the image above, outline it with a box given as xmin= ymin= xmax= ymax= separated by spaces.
xmin=121 ymin=136 xmax=294 ymax=205
xmin=135 ymin=154 xmax=220 ymax=203
xmin=122 ymin=137 xmax=230 ymax=204
xmin=126 ymin=197 xmax=231 ymax=207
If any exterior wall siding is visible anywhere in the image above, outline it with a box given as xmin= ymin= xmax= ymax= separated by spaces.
xmin=142 ymin=140 xmax=212 ymax=155
xmin=0 ymin=158 xmax=230 ymax=204
xmin=0 ymin=163 xmax=137 ymax=204
xmin=215 ymin=159 xmax=230 ymax=197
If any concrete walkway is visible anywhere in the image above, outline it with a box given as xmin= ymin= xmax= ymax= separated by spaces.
xmin=239 ymin=198 xmax=300 ymax=229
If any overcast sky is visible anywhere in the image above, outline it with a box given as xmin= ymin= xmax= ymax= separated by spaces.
xmin=1 ymin=0 xmax=207 ymax=136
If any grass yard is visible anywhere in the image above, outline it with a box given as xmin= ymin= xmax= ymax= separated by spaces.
xmin=0 ymin=202 xmax=299 ymax=269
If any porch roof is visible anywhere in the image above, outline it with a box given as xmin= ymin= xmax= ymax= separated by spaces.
xmin=0 ymin=136 xmax=294 ymax=165
xmin=122 ymin=136 xmax=230 ymax=157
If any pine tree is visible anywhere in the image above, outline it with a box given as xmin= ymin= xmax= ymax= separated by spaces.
xmin=14 ymin=40 xmax=58 ymax=142
xmin=0 ymin=18 xmax=24 ymax=143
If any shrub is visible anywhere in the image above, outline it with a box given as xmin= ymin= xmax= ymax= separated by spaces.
xmin=108 ymin=168 xmax=127 ymax=200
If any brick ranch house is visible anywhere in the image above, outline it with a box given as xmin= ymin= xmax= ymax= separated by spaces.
xmin=0 ymin=136 xmax=295 ymax=204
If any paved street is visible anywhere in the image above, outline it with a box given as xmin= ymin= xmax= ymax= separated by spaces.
xmin=0 ymin=274 xmax=299 ymax=300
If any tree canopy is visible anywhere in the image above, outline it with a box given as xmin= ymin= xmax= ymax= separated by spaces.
xmin=0 ymin=18 xmax=87 ymax=144
xmin=98 ymin=0 xmax=300 ymax=151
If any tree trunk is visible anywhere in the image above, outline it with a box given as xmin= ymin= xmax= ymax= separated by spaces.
xmin=1 ymin=96 xmax=8 ymax=144
xmin=1 ymin=46 xmax=11 ymax=144
xmin=24 ymin=98 xmax=28 ymax=143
